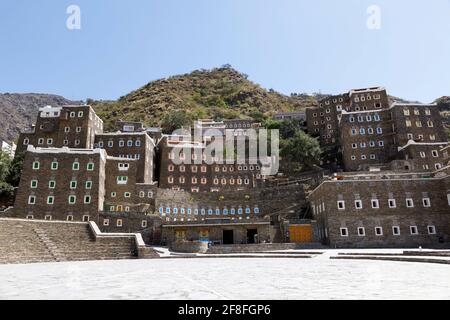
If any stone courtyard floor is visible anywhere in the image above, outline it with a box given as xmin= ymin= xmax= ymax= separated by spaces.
xmin=1 ymin=249 xmax=450 ymax=300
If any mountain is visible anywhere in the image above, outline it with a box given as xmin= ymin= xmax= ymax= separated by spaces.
xmin=2 ymin=67 xmax=448 ymax=143
xmin=0 ymin=93 xmax=80 ymax=144
xmin=91 ymin=67 xmax=321 ymax=131
xmin=435 ymin=96 xmax=450 ymax=137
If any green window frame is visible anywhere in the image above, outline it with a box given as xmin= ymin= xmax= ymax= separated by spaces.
xmin=68 ymin=195 xmax=76 ymax=204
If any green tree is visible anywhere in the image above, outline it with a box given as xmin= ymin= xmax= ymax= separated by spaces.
xmin=161 ymin=111 xmax=191 ymax=133
xmin=0 ymin=151 xmax=13 ymax=195
xmin=280 ymin=130 xmax=321 ymax=170
xmin=279 ymin=119 xmax=304 ymax=139
xmin=6 ymin=152 xmax=24 ymax=187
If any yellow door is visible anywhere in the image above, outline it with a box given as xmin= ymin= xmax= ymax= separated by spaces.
xmin=289 ymin=225 xmax=312 ymax=243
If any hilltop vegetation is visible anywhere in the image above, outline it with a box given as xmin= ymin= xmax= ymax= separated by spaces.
xmin=91 ymin=66 xmax=321 ymax=131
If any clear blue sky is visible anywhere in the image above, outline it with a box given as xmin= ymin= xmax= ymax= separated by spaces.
xmin=1 ymin=0 xmax=449 ymax=103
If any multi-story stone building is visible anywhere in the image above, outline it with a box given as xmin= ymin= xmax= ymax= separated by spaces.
xmin=157 ymin=135 xmax=263 ymax=193
xmin=307 ymin=88 xmax=448 ymax=172
xmin=308 ymin=166 xmax=450 ymax=248
xmin=391 ymin=103 xmax=447 ymax=147
xmin=16 ymin=105 xmax=103 ymax=154
xmin=94 ymin=132 xmax=156 ymax=183
xmin=12 ymin=146 xmax=107 ymax=222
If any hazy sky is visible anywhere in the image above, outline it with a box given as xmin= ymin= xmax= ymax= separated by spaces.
xmin=1 ymin=0 xmax=449 ymax=102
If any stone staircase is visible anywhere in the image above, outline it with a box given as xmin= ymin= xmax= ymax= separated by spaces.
xmin=331 ymin=250 xmax=450 ymax=265
xmin=0 ymin=218 xmax=157 ymax=265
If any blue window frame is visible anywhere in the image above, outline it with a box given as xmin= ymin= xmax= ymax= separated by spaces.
xmin=180 ymin=208 xmax=185 ymax=215
xmin=254 ymin=207 xmax=260 ymax=214
xmin=173 ymin=208 xmax=178 ymax=215
xmin=223 ymin=209 xmax=228 ymax=215
xmin=245 ymin=208 xmax=251 ymax=214
xmin=159 ymin=207 xmax=163 ymax=214
xmin=230 ymin=208 xmax=236 ymax=215
xmin=216 ymin=209 xmax=220 ymax=215
xmin=238 ymin=208 xmax=243 ymax=215
xmin=208 ymin=209 xmax=213 ymax=215
xmin=201 ymin=209 xmax=206 ymax=216
xmin=166 ymin=207 xmax=171 ymax=214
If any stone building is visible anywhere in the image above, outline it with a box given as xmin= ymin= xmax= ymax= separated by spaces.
xmin=306 ymin=88 xmax=448 ymax=172
xmin=391 ymin=103 xmax=447 ymax=147
xmin=308 ymin=167 xmax=450 ymax=248
xmin=157 ymin=135 xmax=264 ymax=193
xmin=94 ymin=132 xmax=156 ymax=183
xmin=12 ymin=146 xmax=107 ymax=222
xmin=16 ymin=105 xmax=103 ymax=155
xmin=273 ymin=112 xmax=306 ymax=122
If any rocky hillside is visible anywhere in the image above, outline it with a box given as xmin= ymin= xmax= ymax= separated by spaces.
xmin=435 ymin=96 xmax=450 ymax=137
xmin=2 ymin=67 xmax=448 ymax=142
xmin=0 ymin=93 xmax=80 ymax=144
xmin=92 ymin=67 xmax=322 ymax=131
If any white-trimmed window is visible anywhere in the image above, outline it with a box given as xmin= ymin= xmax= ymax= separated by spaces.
xmin=23 ymin=138 xmax=30 ymax=145
xmin=86 ymin=181 xmax=92 ymax=189
xmin=26 ymin=215 xmax=34 ymax=220
xmin=422 ymin=198 xmax=431 ymax=208
xmin=67 ymin=215 xmax=74 ymax=222
xmin=76 ymin=127 xmax=82 ymax=133
xmin=82 ymin=215 xmax=90 ymax=222
xmin=84 ymin=195 xmax=92 ymax=204
xmin=51 ymin=161 xmax=58 ymax=170
xmin=141 ymin=220 xmax=147 ymax=228
xmin=30 ymin=180 xmax=38 ymax=188
xmin=355 ymin=200 xmax=363 ymax=209
xmin=340 ymin=228 xmax=349 ymax=237
xmin=431 ymin=150 xmax=439 ymax=158
xmin=117 ymin=176 xmax=128 ymax=184
xmin=45 ymin=215 xmax=52 ymax=221
xmin=427 ymin=225 xmax=436 ymax=235
xmin=124 ymin=192 xmax=131 ymax=198
xmin=406 ymin=198 xmax=414 ymax=208
xmin=410 ymin=226 xmax=419 ymax=235
xmin=68 ymin=195 xmax=76 ymax=204
xmin=72 ymin=162 xmax=80 ymax=171
xmin=87 ymin=162 xmax=95 ymax=171
xmin=388 ymin=199 xmax=396 ymax=208
xmin=375 ymin=227 xmax=383 ymax=236
xmin=70 ymin=181 xmax=77 ymax=189
xmin=118 ymin=163 xmax=130 ymax=171
xmin=32 ymin=161 xmax=40 ymax=170
xmin=47 ymin=138 xmax=53 ymax=145
xmin=337 ymin=200 xmax=345 ymax=210
xmin=28 ymin=195 xmax=36 ymax=205
xmin=357 ymin=227 xmax=365 ymax=237
xmin=392 ymin=226 xmax=401 ymax=236
xmin=371 ymin=199 xmax=379 ymax=209
xmin=78 ymin=111 xmax=84 ymax=118
xmin=47 ymin=196 xmax=55 ymax=205
xmin=103 ymin=219 xmax=110 ymax=226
